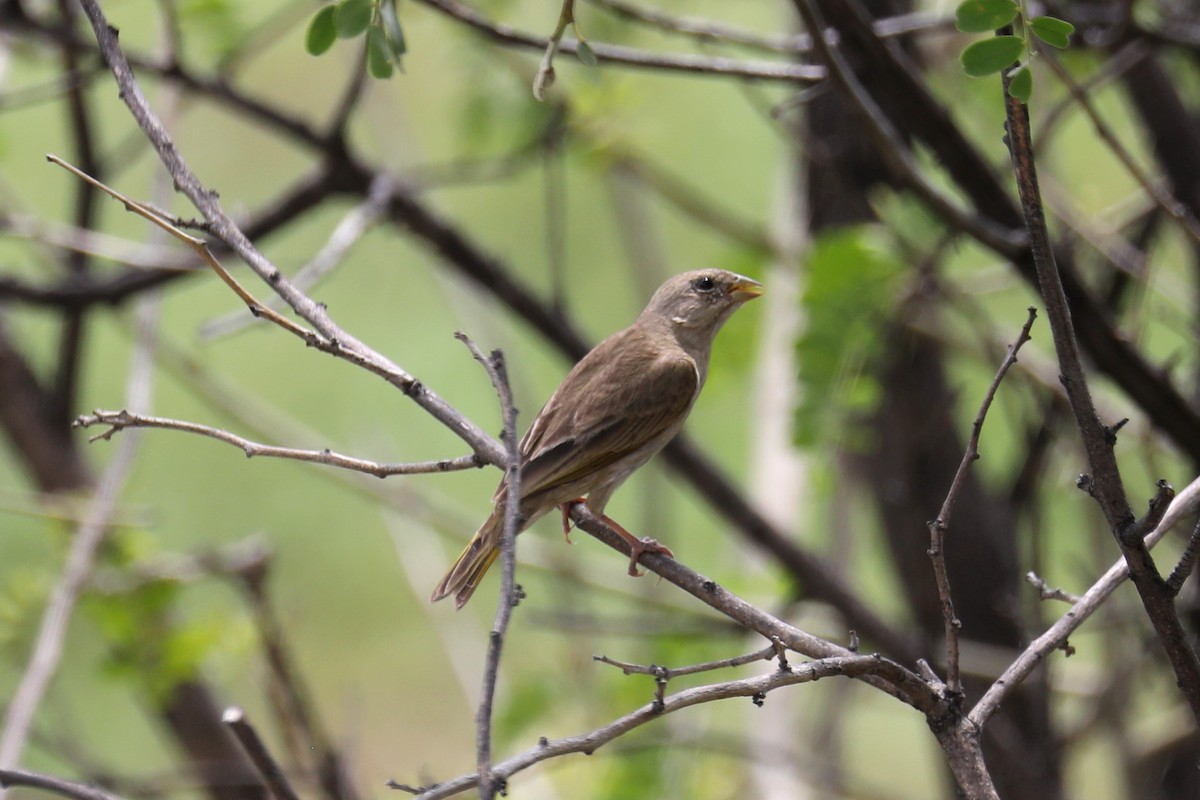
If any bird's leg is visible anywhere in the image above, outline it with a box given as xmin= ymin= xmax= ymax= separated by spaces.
xmin=561 ymin=501 xmax=676 ymax=575
xmin=558 ymin=498 xmax=586 ymax=544
xmin=561 ymin=500 xmax=674 ymax=574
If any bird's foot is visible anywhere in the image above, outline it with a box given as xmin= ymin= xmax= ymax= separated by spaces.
xmin=600 ymin=515 xmax=674 ymax=576
xmin=624 ymin=536 xmax=674 ymax=577
xmin=559 ymin=498 xmax=587 ymax=544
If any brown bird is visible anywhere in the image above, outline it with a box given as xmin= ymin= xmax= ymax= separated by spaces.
xmin=431 ymin=269 xmax=762 ymax=608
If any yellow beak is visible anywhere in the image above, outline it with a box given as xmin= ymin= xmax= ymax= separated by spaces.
xmin=729 ymin=276 xmax=763 ymax=302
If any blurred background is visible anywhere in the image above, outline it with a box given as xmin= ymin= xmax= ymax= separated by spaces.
xmin=1 ymin=0 xmax=1199 ymax=798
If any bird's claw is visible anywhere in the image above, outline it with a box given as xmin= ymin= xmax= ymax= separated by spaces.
xmin=559 ymin=498 xmax=587 ymax=544
xmin=627 ymin=537 xmax=674 ymax=577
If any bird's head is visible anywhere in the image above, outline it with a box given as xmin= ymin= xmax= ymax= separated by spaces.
xmin=641 ymin=270 xmax=762 ymax=341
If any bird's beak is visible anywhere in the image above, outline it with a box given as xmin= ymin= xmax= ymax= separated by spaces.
xmin=729 ymin=275 xmax=763 ymax=302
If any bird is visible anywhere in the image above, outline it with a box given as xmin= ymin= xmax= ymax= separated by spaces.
xmin=431 ymin=269 xmax=762 ymax=608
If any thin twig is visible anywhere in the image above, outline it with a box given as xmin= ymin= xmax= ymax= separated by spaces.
xmin=394 ymin=655 xmax=893 ymax=799
xmin=222 ymin=708 xmax=302 ymax=800
xmin=414 ymin=0 xmax=824 ymax=85
xmin=594 ymin=643 xmax=776 ymax=679
xmin=47 ymin=153 xmax=315 ymax=341
xmin=1024 ymin=572 xmax=1081 ymax=605
xmin=927 ymin=307 xmax=1036 ymax=695
xmin=455 ymin=333 xmax=521 ymax=800
xmin=73 ymin=409 xmax=485 ymax=478
xmin=532 ymin=0 xmax=574 ymax=100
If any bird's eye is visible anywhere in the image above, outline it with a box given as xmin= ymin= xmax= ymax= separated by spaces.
xmin=692 ymin=276 xmax=716 ymax=292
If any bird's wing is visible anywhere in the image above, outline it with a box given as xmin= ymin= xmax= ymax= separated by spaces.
xmin=515 ymin=329 xmax=699 ymax=500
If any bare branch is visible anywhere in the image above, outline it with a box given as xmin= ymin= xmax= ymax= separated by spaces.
xmin=72 ymin=409 xmax=485 ymax=478
xmin=927 ymin=307 xmax=1036 ymax=695
xmin=454 ymin=333 xmax=521 ymax=800
xmin=587 ymin=0 xmax=954 ymax=54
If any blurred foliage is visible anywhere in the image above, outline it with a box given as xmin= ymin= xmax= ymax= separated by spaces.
xmin=794 ymin=225 xmax=903 ymax=450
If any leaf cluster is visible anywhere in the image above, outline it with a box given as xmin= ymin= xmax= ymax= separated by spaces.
xmin=955 ymin=0 xmax=1075 ymax=102
xmin=306 ymin=0 xmax=407 ymax=79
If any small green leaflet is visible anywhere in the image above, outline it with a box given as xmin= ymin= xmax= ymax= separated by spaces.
xmin=1030 ymin=16 xmax=1075 ymax=49
xmin=1007 ymin=64 xmax=1032 ymax=102
xmin=380 ymin=0 xmax=407 ymax=65
xmin=335 ymin=0 xmax=372 ymax=39
xmin=960 ymin=35 xmax=1024 ymax=77
xmin=576 ymin=40 xmax=598 ymax=66
xmin=954 ymin=0 xmax=1019 ymax=33
xmin=305 ymin=5 xmax=337 ymax=56
xmin=367 ymin=27 xmax=394 ymax=78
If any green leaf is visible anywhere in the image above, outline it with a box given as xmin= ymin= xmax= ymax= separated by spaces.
xmin=366 ymin=26 xmax=394 ymax=78
xmin=335 ymin=0 xmax=372 ymax=39
xmin=1030 ymin=16 xmax=1075 ymax=49
xmin=576 ymin=40 xmax=598 ymax=66
xmin=954 ymin=0 xmax=1019 ymax=33
xmin=1007 ymin=64 xmax=1033 ymax=102
xmin=305 ymin=5 xmax=337 ymax=55
xmin=960 ymin=35 xmax=1024 ymax=77
xmin=380 ymin=0 xmax=407 ymax=63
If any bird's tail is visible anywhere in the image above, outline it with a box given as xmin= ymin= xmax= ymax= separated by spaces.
xmin=430 ymin=509 xmax=503 ymax=609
